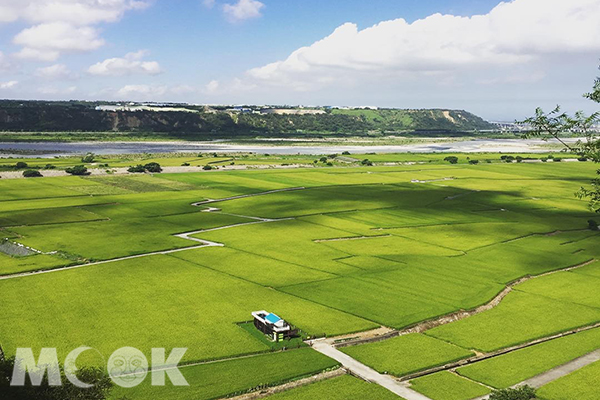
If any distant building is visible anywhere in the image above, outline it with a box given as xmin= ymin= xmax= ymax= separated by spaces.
xmin=252 ymin=311 xmax=296 ymax=342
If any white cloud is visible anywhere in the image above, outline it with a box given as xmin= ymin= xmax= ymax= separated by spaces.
xmin=223 ymin=0 xmax=264 ymax=22
xmin=88 ymin=50 xmax=163 ymax=76
xmin=0 ymin=51 xmax=11 ymax=71
xmin=247 ymin=0 xmax=600 ymax=90
xmin=38 ymin=85 xmax=77 ymax=95
xmin=0 ymin=81 xmax=18 ymax=89
xmin=205 ymin=80 xmax=220 ymax=93
xmin=203 ymin=0 xmax=216 ymax=9
xmin=4 ymin=1 xmax=150 ymax=61
xmin=0 ymin=0 xmax=150 ymax=26
xmin=14 ymin=22 xmax=105 ymax=61
xmin=35 ymin=64 xmax=75 ymax=80
xmin=115 ymin=84 xmax=169 ymax=99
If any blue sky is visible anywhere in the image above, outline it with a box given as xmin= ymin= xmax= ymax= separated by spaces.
xmin=0 ymin=0 xmax=599 ymax=120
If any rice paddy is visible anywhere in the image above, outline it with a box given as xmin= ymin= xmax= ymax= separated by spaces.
xmin=1 ymin=157 xmax=599 ymax=399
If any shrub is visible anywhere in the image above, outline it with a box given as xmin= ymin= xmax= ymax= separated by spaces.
xmin=326 ymin=162 xmax=333 ymax=166
xmin=554 ymin=157 xmax=562 ymax=162
xmin=489 ymin=386 xmax=536 ymax=400
xmin=444 ymin=156 xmax=459 ymax=164
xmin=504 ymin=156 xmax=515 ymax=163
xmin=65 ymin=165 xmax=89 ymax=176
xmin=15 ymin=161 xmax=28 ymax=169
xmin=342 ymin=151 xmax=351 ymax=155
xmin=319 ymin=157 xmax=328 ymax=163
xmin=516 ymin=156 xmax=524 ymax=163
xmin=589 ymin=220 xmax=599 ymax=231
xmin=44 ymin=164 xmax=56 ymax=170
xmin=540 ymin=157 xmax=548 ymax=162
xmin=578 ymin=157 xmax=588 ymax=162
xmin=81 ymin=152 xmax=96 ymax=163
xmin=22 ymin=170 xmax=42 ymax=178
xmin=128 ymin=165 xmax=146 ymax=173
xmin=144 ymin=162 xmax=162 ymax=173
xmin=468 ymin=160 xmax=479 ymax=165
xmin=361 ymin=159 xmax=373 ymax=166
xmin=181 ymin=162 xmax=191 ymax=166
xmin=203 ymin=165 xmax=213 ymax=170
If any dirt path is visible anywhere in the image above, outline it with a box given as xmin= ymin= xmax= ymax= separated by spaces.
xmin=310 ymin=340 xmax=433 ymax=400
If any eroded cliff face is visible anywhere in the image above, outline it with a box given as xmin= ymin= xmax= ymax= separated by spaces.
xmin=0 ymin=102 xmax=493 ymax=135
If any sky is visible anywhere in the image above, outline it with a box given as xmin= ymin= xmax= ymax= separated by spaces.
xmin=0 ymin=0 xmax=599 ymax=120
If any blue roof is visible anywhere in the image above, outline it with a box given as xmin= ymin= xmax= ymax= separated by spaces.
xmin=265 ymin=313 xmax=281 ymax=324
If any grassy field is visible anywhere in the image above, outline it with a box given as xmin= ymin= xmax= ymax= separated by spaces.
xmin=1 ymin=157 xmax=599 ymax=398
xmin=340 ymin=334 xmax=473 ymax=377
xmin=110 ymin=348 xmax=338 ymax=400
xmin=266 ymin=374 xmax=402 ymax=400
xmin=410 ymin=371 xmax=491 ymax=400
xmin=536 ymin=360 xmax=600 ymax=400
xmin=457 ymin=327 xmax=600 ymax=389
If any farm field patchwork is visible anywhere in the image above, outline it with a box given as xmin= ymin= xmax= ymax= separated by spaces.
xmin=109 ymin=348 xmax=338 ymax=400
xmin=340 ymin=334 xmax=473 ymax=377
xmin=409 ymin=371 xmax=491 ymax=400
xmin=457 ymin=327 xmax=600 ymax=389
xmin=536 ymin=360 xmax=600 ymax=400
xmin=1 ymin=159 xmax=599 ymax=399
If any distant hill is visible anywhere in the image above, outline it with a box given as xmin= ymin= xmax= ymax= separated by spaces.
xmin=0 ymin=101 xmax=494 ymax=136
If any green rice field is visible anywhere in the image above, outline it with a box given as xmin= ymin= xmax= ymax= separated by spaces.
xmin=1 ymin=156 xmax=599 ymax=399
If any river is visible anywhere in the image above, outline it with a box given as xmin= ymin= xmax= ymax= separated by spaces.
xmin=0 ymin=138 xmax=570 ymax=158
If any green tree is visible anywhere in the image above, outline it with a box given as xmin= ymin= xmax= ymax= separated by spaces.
xmin=65 ymin=165 xmax=89 ymax=176
xmin=127 ymin=165 xmax=146 ymax=173
xmin=144 ymin=162 xmax=162 ymax=173
xmin=0 ymin=356 xmax=114 ymax=400
xmin=23 ymin=170 xmax=42 ymax=178
xmin=521 ymin=65 xmax=600 ymax=211
xmin=15 ymin=162 xmax=28 ymax=169
xmin=444 ymin=156 xmax=459 ymax=164
xmin=81 ymin=153 xmax=96 ymax=163
xmin=489 ymin=385 xmax=536 ymax=400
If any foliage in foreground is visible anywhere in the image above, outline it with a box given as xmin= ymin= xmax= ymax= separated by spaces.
xmin=0 ymin=356 xmax=114 ymax=400
xmin=521 ymin=64 xmax=600 ymax=211
xmin=489 ymin=385 xmax=536 ymax=400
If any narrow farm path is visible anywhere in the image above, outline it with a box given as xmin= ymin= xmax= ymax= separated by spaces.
xmin=470 ymin=349 xmax=600 ymax=400
xmin=310 ymin=340 xmax=433 ymax=400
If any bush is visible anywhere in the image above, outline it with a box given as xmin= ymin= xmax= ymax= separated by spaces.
xmin=504 ymin=156 xmax=515 ymax=163
xmin=23 ymin=170 xmax=42 ymax=178
xmin=342 ymin=151 xmax=351 ymax=155
xmin=578 ymin=157 xmax=588 ymax=162
xmin=326 ymin=162 xmax=333 ymax=166
xmin=444 ymin=156 xmax=459 ymax=164
xmin=81 ymin=152 xmax=95 ymax=163
xmin=319 ymin=157 xmax=328 ymax=163
xmin=181 ymin=162 xmax=191 ymax=166
xmin=589 ymin=219 xmax=599 ymax=231
xmin=516 ymin=156 xmax=524 ymax=163
xmin=540 ymin=157 xmax=548 ymax=162
xmin=203 ymin=165 xmax=213 ymax=170
xmin=144 ymin=162 xmax=162 ymax=173
xmin=489 ymin=386 xmax=536 ymax=400
xmin=554 ymin=157 xmax=562 ymax=162
xmin=15 ymin=161 xmax=28 ymax=169
xmin=65 ymin=165 xmax=89 ymax=176
xmin=128 ymin=165 xmax=146 ymax=173
xmin=468 ymin=160 xmax=479 ymax=165
xmin=361 ymin=159 xmax=373 ymax=166
xmin=44 ymin=164 xmax=56 ymax=170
